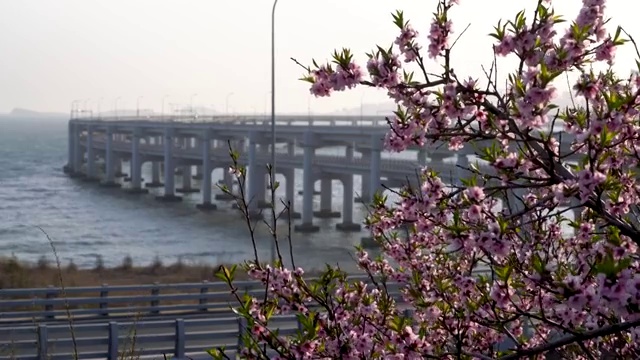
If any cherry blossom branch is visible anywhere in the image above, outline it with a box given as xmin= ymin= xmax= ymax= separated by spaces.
xmin=497 ymin=318 xmax=640 ymax=360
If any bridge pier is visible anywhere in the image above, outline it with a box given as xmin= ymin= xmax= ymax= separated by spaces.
xmin=337 ymin=146 xmax=361 ymax=232
xmin=177 ymin=165 xmax=199 ymax=193
xmin=197 ymin=132 xmax=217 ymax=211
xmin=70 ymin=126 xmax=84 ymax=178
xmin=215 ymin=170 xmax=236 ymax=200
xmin=192 ymin=138 xmax=203 ymax=180
xmin=369 ymin=136 xmax=383 ymax=201
xmin=146 ymin=162 xmax=164 ymax=188
xmin=156 ymin=128 xmax=182 ymax=202
xmin=282 ymin=168 xmax=301 ymax=220
xmin=314 ymin=178 xmax=340 ymax=218
xmin=193 ymin=165 xmax=203 ymax=180
xmin=245 ymin=132 xmax=263 ymax=219
xmin=100 ymin=126 xmax=121 ymax=188
xmin=126 ymin=128 xmax=148 ymax=194
xmin=356 ymin=177 xmax=371 ymax=204
xmin=64 ymin=122 xmax=75 ymax=174
xmin=295 ymin=132 xmax=319 ymax=233
xmin=257 ymin=167 xmax=271 ymax=209
xmin=84 ymin=126 xmax=99 ymax=182
xmin=115 ymin=158 xmax=126 ymax=177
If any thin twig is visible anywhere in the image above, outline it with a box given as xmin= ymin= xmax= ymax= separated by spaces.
xmin=36 ymin=226 xmax=79 ymax=360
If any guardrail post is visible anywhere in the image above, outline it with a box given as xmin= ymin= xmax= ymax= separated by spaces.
xmin=174 ymin=319 xmax=185 ymax=358
xmin=150 ymin=281 xmax=160 ymax=314
xmin=108 ymin=321 xmax=119 ymax=360
xmin=199 ymin=280 xmax=209 ymax=312
xmin=100 ymin=283 xmax=109 ymax=316
xmin=44 ymin=285 xmax=56 ymax=320
xmin=403 ymin=308 xmax=414 ymax=321
xmin=37 ymin=324 xmax=48 ymax=360
xmin=297 ymin=316 xmax=303 ymax=332
xmin=237 ymin=316 xmax=248 ymax=353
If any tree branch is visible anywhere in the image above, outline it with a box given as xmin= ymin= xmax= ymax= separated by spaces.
xmin=497 ymin=318 xmax=640 ymax=360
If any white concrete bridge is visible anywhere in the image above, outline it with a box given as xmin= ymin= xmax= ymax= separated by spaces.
xmin=64 ymin=115 xmax=575 ymax=234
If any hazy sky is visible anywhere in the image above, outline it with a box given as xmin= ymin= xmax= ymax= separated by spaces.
xmin=0 ymin=1 xmax=638 ymax=115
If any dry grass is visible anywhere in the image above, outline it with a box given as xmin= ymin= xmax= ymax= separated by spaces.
xmin=0 ymin=255 xmax=240 ymax=290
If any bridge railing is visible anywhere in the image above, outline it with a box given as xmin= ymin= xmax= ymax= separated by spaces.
xmin=72 ymin=115 xmax=389 ymax=127
xmin=0 ymin=315 xmax=266 ymax=360
xmin=0 ymin=276 xmax=403 ymax=323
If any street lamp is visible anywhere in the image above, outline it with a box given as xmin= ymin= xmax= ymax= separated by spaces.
xmin=83 ymin=98 xmax=91 ymax=118
xmin=190 ymin=93 xmax=198 ymax=116
xmin=136 ymin=96 xmax=143 ymax=117
xmin=271 ymin=0 xmax=278 ymax=181
xmin=115 ymin=97 xmax=122 ymax=119
xmin=226 ymin=92 xmax=234 ymax=115
xmin=70 ymin=100 xmax=80 ymax=119
xmin=270 ymin=0 xmax=279 ymax=265
xmin=97 ymin=97 xmax=103 ymax=118
xmin=162 ymin=95 xmax=169 ymax=119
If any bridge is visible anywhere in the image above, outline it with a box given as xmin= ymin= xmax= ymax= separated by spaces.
xmin=64 ymin=115 xmax=485 ymax=235
xmin=64 ymin=115 xmax=583 ymax=236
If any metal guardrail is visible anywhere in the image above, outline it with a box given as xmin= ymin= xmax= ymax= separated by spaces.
xmin=0 ymin=277 xmax=399 ymax=360
xmin=0 ymin=276 xmax=401 ymax=322
xmin=0 ymin=314 xmax=296 ymax=360
xmin=0 ymin=270 xmax=496 ymax=359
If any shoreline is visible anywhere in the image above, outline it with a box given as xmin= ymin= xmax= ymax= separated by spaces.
xmin=0 ymin=255 xmax=341 ymax=289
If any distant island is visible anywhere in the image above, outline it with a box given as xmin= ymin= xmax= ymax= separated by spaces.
xmin=2 ymin=108 xmax=67 ymax=118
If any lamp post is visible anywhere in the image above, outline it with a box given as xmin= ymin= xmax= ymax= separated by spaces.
xmin=83 ymin=98 xmax=91 ymax=118
xmin=190 ymin=93 xmax=198 ymax=116
xmin=70 ymin=100 xmax=80 ymax=119
xmin=97 ymin=97 xmax=103 ymax=119
xmin=271 ymin=0 xmax=278 ymax=181
xmin=270 ymin=0 xmax=279 ymax=265
xmin=162 ymin=95 xmax=169 ymax=120
xmin=136 ymin=96 xmax=143 ymax=117
xmin=115 ymin=97 xmax=122 ymax=120
xmin=226 ymin=92 xmax=234 ymax=115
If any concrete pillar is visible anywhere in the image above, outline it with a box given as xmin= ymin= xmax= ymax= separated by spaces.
xmin=356 ymin=148 xmax=371 ymax=203
xmin=100 ymin=126 xmax=120 ymax=188
xmin=85 ymin=126 xmax=97 ymax=180
xmin=194 ymin=165 xmax=203 ymax=180
xmin=71 ymin=125 xmax=83 ymax=177
xmin=177 ymin=165 xmax=199 ymax=193
xmin=193 ymin=138 xmax=203 ymax=180
xmin=127 ymin=128 xmax=147 ymax=194
xmin=314 ymin=178 xmax=340 ymax=218
xmin=257 ymin=166 xmax=269 ymax=208
xmin=146 ymin=162 xmax=163 ymax=188
xmin=245 ymin=132 xmax=262 ymax=218
xmin=295 ymin=131 xmax=319 ymax=232
xmin=114 ymin=157 xmax=126 ymax=177
xmin=156 ymin=128 xmax=181 ymax=202
xmin=66 ymin=122 xmax=74 ymax=173
xmin=197 ymin=131 xmax=216 ymax=210
xmin=284 ymin=169 xmax=301 ymax=219
xmin=369 ymin=136 xmax=383 ymax=202
xmin=215 ymin=168 xmax=235 ymax=201
xmin=337 ymin=146 xmax=361 ymax=232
